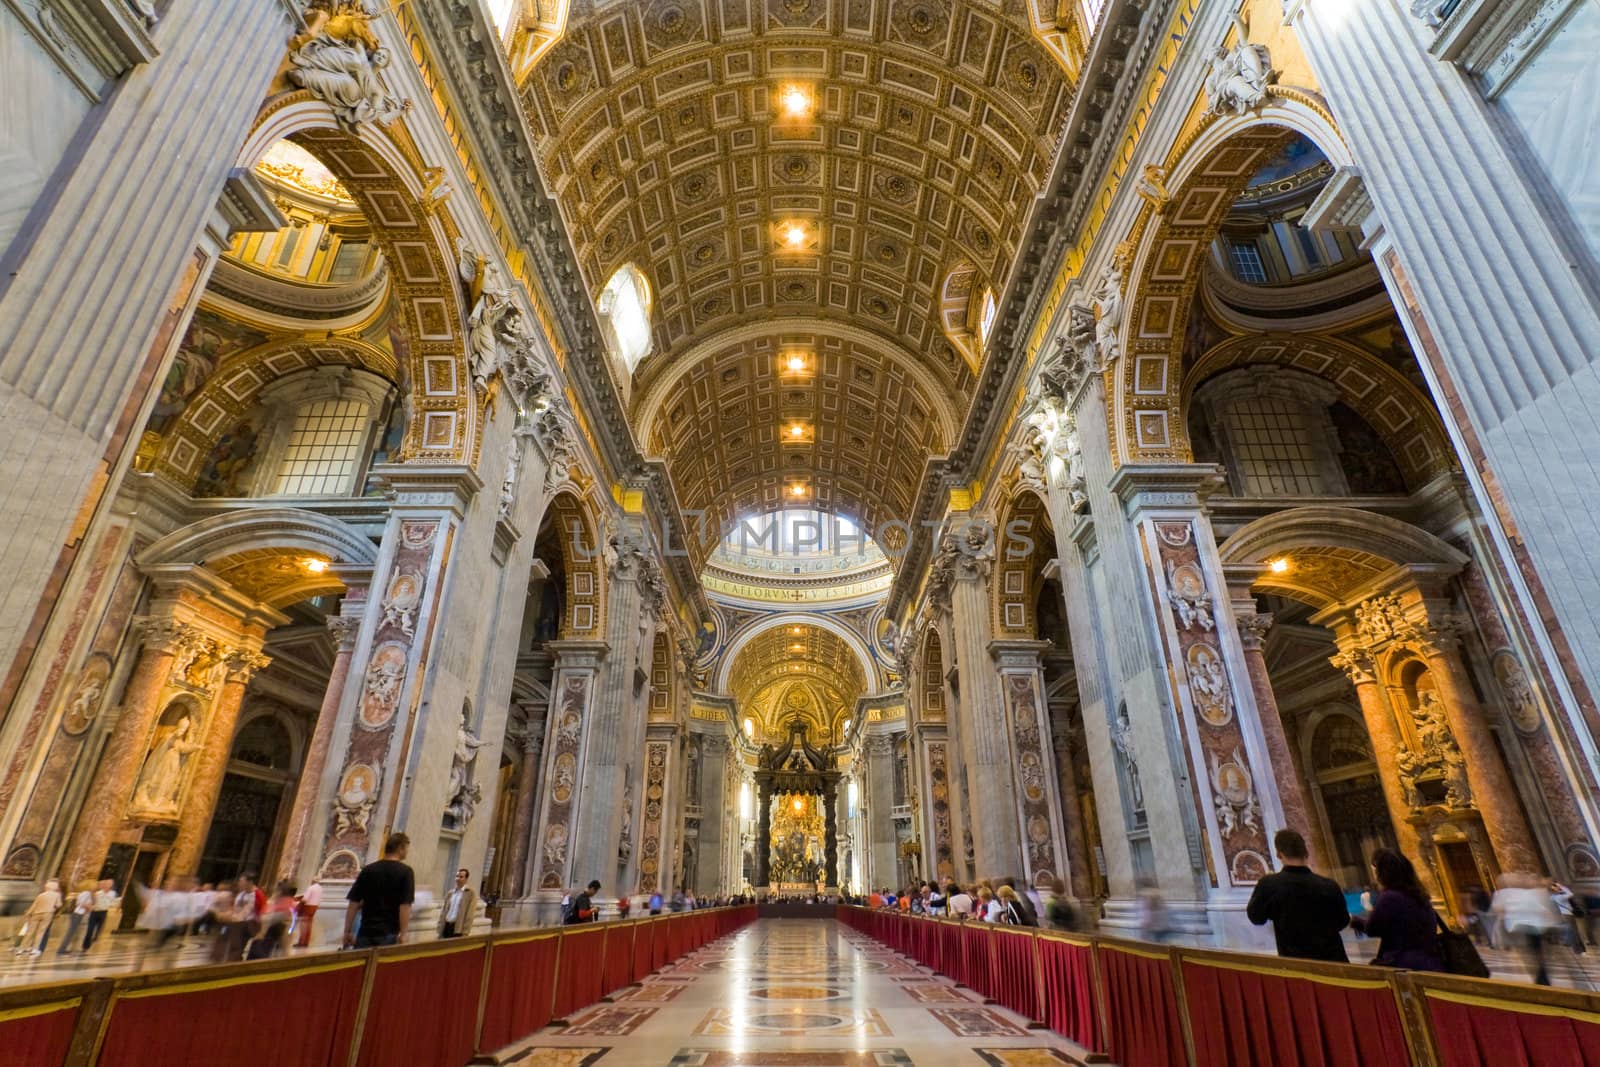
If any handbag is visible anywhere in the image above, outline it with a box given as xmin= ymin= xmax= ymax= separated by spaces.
xmin=1436 ymin=914 xmax=1490 ymax=978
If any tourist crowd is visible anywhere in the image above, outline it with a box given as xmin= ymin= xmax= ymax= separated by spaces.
xmin=846 ymin=830 xmax=1593 ymax=985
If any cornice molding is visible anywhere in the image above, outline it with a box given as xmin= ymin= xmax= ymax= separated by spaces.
xmin=406 ymin=0 xmax=708 ymax=624
xmin=887 ymin=0 xmax=1169 ymax=620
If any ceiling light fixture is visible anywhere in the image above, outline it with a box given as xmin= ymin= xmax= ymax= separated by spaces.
xmin=779 ymin=84 xmax=813 ymax=119
xmin=791 ymin=483 xmax=806 ymax=497
xmin=782 ymin=222 xmax=807 ymax=248
xmin=304 ymin=558 xmax=328 ymax=574
xmin=789 ymin=423 xmax=805 ymax=438
xmin=786 ymin=354 xmax=806 ymax=372
xmin=1269 ymin=558 xmax=1290 ymax=574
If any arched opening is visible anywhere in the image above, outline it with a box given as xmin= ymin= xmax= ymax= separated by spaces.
xmin=598 ymin=262 xmax=654 ymax=381
xmin=196 ymin=706 xmax=302 ymax=886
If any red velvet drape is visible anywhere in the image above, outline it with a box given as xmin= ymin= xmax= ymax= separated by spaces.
xmin=0 ymin=1001 xmax=80 ymax=1067
xmin=962 ymin=923 xmax=995 ymax=998
xmin=1098 ymin=943 xmax=1186 ymax=1067
xmin=1426 ymin=992 xmax=1600 ymax=1067
xmin=1183 ymin=959 xmax=1411 ymax=1067
xmin=652 ymin=915 xmax=672 ymax=970
xmin=477 ymin=932 xmax=560 ymax=1054
xmin=990 ymin=928 xmax=1041 ymax=1022
xmin=552 ymin=925 xmax=607 ymax=1019
xmin=356 ymin=943 xmax=485 ymax=1067
xmin=602 ymin=923 xmax=635 ymax=997
xmin=97 ymin=960 xmax=364 ymax=1067
xmin=632 ymin=919 xmax=656 ymax=983
xmin=1038 ymin=936 xmax=1101 ymax=1053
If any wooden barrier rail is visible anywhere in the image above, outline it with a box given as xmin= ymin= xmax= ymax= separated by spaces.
xmin=838 ymin=905 xmax=1600 ymax=1067
xmin=0 ymin=904 xmax=756 ymax=1067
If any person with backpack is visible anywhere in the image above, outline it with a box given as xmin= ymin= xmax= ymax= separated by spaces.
xmin=564 ymin=880 xmax=600 ymax=924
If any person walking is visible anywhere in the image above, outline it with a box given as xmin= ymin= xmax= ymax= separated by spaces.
xmin=437 ymin=868 xmax=477 ymax=939
xmin=1246 ymin=829 xmax=1351 ymax=962
xmin=565 ymin=880 xmax=600 ymax=924
xmin=1043 ymin=878 xmax=1078 ymax=931
xmin=82 ymin=879 xmax=117 ymax=952
xmin=294 ymin=878 xmax=323 ymax=948
xmin=1494 ymin=872 xmax=1563 ymax=985
xmin=1136 ymin=879 xmax=1173 ymax=943
xmin=57 ymin=883 xmax=93 ymax=955
xmin=14 ymin=879 xmax=62 ymax=956
xmin=344 ymin=833 xmax=414 ymax=948
xmin=1350 ymin=849 xmax=1445 ymax=971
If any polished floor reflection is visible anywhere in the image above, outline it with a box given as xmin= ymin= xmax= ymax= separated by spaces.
xmin=502 ymin=919 xmax=1088 ymax=1066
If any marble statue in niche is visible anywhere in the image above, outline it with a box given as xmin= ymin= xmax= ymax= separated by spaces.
xmin=132 ymin=713 xmax=199 ymax=815
xmin=445 ymin=705 xmax=486 ymax=829
xmin=1110 ymin=705 xmax=1145 ymax=814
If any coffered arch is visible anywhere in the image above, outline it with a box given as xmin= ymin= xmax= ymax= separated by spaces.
xmin=726 ymin=620 xmax=870 ymax=741
xmin=521 ymin=0 xmax=1078 ymax=553
xmin=639 ymin=322 xmax=956 ymax=556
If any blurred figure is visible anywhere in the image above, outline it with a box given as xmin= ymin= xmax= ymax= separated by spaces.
xmin=251 ymin=882 xmax=297 ymax=959
xmin=1494 ymin=872 xmax=1563 ymax=985
xmin=13 ymin=878 xmax=61 ymax=956
xmin=136 ymin=877 xmax=191 ymax=971
xmin=947 ymin=882 xmax=974 ymax=919
xmin=57 ymin=883 xmax=94 ymax=955
xmin=295 ymin=878 xmax=323 ymax=948
xmin=1043 ymin=878 xmax=1078 ymax=932
xmin=82 ymin=879 xmax=118 ymax=952
xmin=1552 ymin=881 xmax=1586 ymax=953
xmin=1137 ymin=879 xmax=1173 ymax=943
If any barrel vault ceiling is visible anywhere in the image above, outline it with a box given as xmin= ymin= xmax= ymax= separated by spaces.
xmin=519 ymin=0 xmax=1078 ymax=558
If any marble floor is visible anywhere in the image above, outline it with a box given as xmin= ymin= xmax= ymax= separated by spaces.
xmin=497 ymin=918 xmax=1089 ymax=1067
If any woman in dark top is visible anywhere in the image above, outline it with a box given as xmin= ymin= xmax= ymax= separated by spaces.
xmin=1350 ymin=849 xmax=1445 ymax=971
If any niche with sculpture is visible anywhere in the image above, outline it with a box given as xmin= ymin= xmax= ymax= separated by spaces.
xmin=130 ymin=697 xmax=204 ymax=820
xmin=1393 ymin=662 xmax=1470 ymax=812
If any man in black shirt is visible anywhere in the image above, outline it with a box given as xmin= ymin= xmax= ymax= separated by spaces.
xmin=1246 ymin=829 xmax=1350 ymax=962
xmin=566 ymin=879 xmax=601 ymax=924
xmin=344 ymin=832 xmax=415 ymax=948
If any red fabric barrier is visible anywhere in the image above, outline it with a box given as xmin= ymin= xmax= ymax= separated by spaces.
xmin=97 ymin=958 xmax=364 ymax=1067
xmin=1038 ymin=936 xmax=1101 ymax=1053
xmin=962 ymin=923 xmax=995 ymax=998
xmin=1424 ymin=989 xmax=1600 ymax=1067
xmin=1183 ymin=957 xmax=1411 ymax=1067
xmin=0 ymin=998 xmax=80 ymax=1067
xmin=478 ymin=932 xmax=561 ymax=1053
xmin=1098 ymin=943 xmax=1186 ymax=1067
xmin=939 ymin=921 xmax=965 ymax=985
xmin=602 ymin=923 xmax=635 ymax=996
xmin=652 ymin=915 xmax=671 ymax=971
xmin=553 ymin=925 xmax=607 ymax=1019
xmin=357 ymin=942 xmax=486 ymax=1067
xmin=991 ymin=928 xmax=1041 ymax=1022
xmin=632 ymin=919 xmax=656 ymax=984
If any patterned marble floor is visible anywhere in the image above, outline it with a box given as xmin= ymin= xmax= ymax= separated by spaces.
xmin=498 ymin=919 xmax=1090 ymax=1067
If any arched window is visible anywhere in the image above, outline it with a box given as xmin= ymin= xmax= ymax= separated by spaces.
xmin=598 ymin=264 xmax=653 ymax=375
xmin=977 ymin=286 xmax=998 ymax=345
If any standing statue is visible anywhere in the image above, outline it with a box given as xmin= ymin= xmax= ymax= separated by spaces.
xmin=133 ymin=716 xmax=199 ymax=813
xmin=286 ymin=3 xmax=409 ymax=130
xmin=445 ymin=707 xmax=487 ymax=827
xmin=457 ymin=238 xmax=517 ymax=395
xmin=1091 ymin=258 xmax=1125 ymax=364
xmin=619 ymin=778 xmax=635 ymax=862
xmin=1110 ymin=706 xmax=1144 ymax=812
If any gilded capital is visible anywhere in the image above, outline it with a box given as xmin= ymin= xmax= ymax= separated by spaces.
xmin=1329 ymin=647 xmax=1376 ymax=686
xmin=224 ymin=649 xmax=273 ymax=685
xmin=1236 ymin=612 xmax=1274 ymax=651
xmin=326 ymin=613 xmax=362 ymax=651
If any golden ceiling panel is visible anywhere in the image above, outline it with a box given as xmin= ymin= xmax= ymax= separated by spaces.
xmin=727 ymin=622 xmax=867 ymax=714
xmin=646 ymin=328 xmax=950 ymax=551
xmin=206 ymin=548 xmax=345 ymax=609
xmin=522 ymin=0 xmax=1076 ymax=549
xmin=1253 ymin=546 xmax=1393 ymax=609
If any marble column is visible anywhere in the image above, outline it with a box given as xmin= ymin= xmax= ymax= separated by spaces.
xmin=1233 ymin=609 xmax=1321 ymax=868
xmin=567 ymin=528 xmax=656 ymax=898
xmin=0 ymin=0 xmax=298 ymax=675
xmin=695 ymin=736 xmax=727 ymax=898
xmin=1324 ymin=641 xmax=1439 ymax=898
xmin=823 ymin=782 xmax=839 ymax=892
xmin=754 ymin=781 xmax=772 ymax=888
xmin=939 ymin=529 xmax=1025 ymax=879
xmin=1416 ymin=623 xmax=1540 ymax=873
xmin=502 ymin=702 xmax=545 ymax=899
xmin=991 ymin=641 xmax=1067 ymax=889
xmin=865 ymin=733 xmax=896 ymax=891
xmin=277 ymin=609 xmax=363 ymax=885
xmin=1051 ymin=728 xmax=1096 ymax=903
xmin=169 ymin=647 xmax=272 ymax=876
xmin=58 ymin=618 xmax=189 ymax=884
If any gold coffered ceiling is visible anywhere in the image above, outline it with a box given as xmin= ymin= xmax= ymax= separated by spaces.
xmin=729 ymin=627 xmax=870 ymax=735
xmin=521 ymin=0 xmax=1076 ymax=553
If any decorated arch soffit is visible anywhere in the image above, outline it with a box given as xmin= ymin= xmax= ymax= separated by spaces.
xmin=241 ymin=97 xmax=474 ymax=463
xmin=149 ymin=336 xmax=398 ymax=491
xmin=545 ymin=488 xmax=609 ymax=640
xmin=991 ymin=486 xmax=1052 ymax=639
xmin=1183 ymin=333 xmax=1457 ymax=491
xmin=1113 ymin=93 xmax=1351 ymax=465
xmin=521 ymin=0 xmax=1079 ymax=557
xmin=726 ymin=621 xmax=868 ymax=741
xmin=1217 ymin=505 xmax=1468 ymax=610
